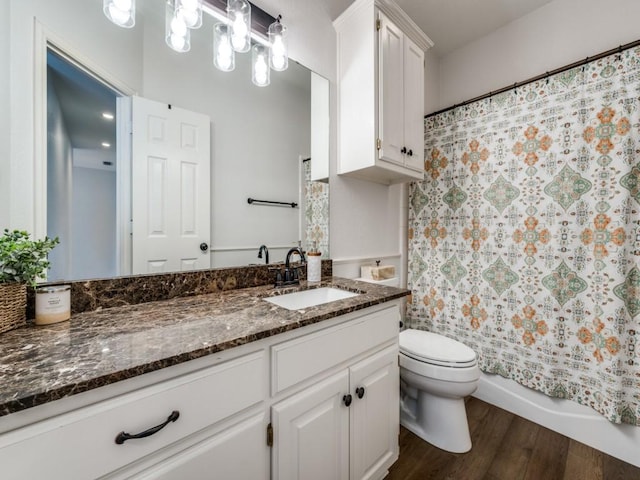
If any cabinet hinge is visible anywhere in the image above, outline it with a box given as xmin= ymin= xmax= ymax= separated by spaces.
xmin=267 ymin=423 xmax=273 ymax=447
xmin=376 ymin=138 xmax=382 ymax=150
xmin=376 ymin=19 xmax=381 ymax=31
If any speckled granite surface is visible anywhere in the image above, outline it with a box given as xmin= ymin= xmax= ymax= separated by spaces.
xmin=26 ymin=260 xmax=333 ymax=318
xmin=1 ymin=277 xmax=408 ymax=417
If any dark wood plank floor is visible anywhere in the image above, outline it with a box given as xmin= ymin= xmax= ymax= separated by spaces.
xmin=387 ymin=397 xmax=640 ymax=480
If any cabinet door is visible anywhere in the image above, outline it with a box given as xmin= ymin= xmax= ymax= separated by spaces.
xmin=349 ymin=345 xmax=400 ymax=480
xmin=134 ymin=413 xmax=268 ymax=480
xmin=403 ymin=35 xmax=425 ymax=172
xmin=378 ymin=11 xmax=405 ymax=166
xmin=272 ymin=371 xmax=350 ymax=480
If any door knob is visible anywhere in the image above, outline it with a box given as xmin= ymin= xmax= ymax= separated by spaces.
xmin=200 ymin=243 xmax=209 ymax=252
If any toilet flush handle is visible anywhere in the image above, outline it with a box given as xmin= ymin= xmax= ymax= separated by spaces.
xmin=355 ymin=386 xmax=365 ymax=399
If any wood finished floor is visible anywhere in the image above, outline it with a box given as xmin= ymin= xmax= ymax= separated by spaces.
xmin=387 ymin=397 xmax=640 ymax=480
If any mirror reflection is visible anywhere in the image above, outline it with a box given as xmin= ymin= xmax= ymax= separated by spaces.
xmin=32 ymin=0 xmax=329 ymax=281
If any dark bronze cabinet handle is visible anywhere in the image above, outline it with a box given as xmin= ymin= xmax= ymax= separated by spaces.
xmin=343 ymin=394 xmax=353 ymax=407
xmin=407 ymin=149 xmax=413 ymax=157
xmin=401 ymin=146 xmax=407 ymax=154
xmin=115 ymin=410 xmax=180 ymax=445
xmin=355 ymin=386 xmax=365 ymax=399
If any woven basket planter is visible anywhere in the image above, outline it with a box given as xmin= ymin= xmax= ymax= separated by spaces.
xmin=0 ymin=283 xmax=27 ymax=334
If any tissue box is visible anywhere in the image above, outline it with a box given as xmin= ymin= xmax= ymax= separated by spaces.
xmin=360 ymin=265 xmax=396 ymax=280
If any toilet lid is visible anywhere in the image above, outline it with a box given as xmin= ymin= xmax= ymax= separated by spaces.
xmin=399 ymin=329 xmax=476 ymax=366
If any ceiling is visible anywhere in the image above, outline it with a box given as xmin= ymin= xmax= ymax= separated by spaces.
xmin=325 ymin=0 xmax=553 ymax=57
xmin=48 ymin=50 xmax=118 ymax=154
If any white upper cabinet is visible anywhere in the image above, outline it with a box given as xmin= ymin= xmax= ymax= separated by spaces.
xmin=335 ymin=0 xmax=432 ymax=185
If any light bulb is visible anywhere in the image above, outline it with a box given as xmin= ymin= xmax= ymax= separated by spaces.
xmin=108 ymin=4 xmax=131 ymax=25
xmin=170 ymin=33 xmax=186 ymax=51
xmin=170 ymin=16 xmax=187 ymax=36
xmin=177 ymin=0 xmax=201 ymax=28
xmin=213 ymin=23 xmax=235 ymax=72
xmin=113 ymin=0 xmax=132 ymax=10
xmin=180 ymin=0 xmax=197 ymax=10
xmin=104 ymin=0 xmax=135 ymax=28
xmin=252 ymin=45 xmax=270 ymax=87
xmin=268 ymin=16 xmax=288 ymax=71
xmin=231 ymin=15 xmax=248 ymax=51
xmin=217 ymin=39 xmax=233 ymax=70
xmin=180 ymin=9 xmax=198 ymax=27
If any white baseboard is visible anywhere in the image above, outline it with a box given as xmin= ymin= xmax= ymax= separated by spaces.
xmin=473 ymin=372 xmax=640 ymax=467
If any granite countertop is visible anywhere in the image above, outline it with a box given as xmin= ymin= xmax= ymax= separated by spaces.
xmin=0 ymin=277 xmax=408 ymax=417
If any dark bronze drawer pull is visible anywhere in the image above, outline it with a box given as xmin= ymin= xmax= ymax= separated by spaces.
xmin=115 ymin=410 xmax=180 ymax=445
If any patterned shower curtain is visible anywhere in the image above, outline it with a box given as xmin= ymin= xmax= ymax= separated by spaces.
xmin=303 ymin=161 xmax=329 ymax=257
xmin=408 ymin=47 xmax=640 ymax=425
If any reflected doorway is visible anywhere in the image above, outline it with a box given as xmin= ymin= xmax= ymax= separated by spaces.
xmin=46 ymin=48 xmax=122 ymax=281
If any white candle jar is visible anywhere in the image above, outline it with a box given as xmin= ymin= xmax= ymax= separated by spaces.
xmin=35 ymin=285 xmax=71 ymax=325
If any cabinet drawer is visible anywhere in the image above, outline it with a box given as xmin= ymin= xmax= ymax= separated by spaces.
xmin=0 ymin=351 xmax=266 ymax=480
xmin=272 ymin=306 xmax=399 ymax=394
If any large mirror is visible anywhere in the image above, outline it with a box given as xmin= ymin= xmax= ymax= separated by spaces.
xmin=9 ymin=0 xmax=329 ymax=281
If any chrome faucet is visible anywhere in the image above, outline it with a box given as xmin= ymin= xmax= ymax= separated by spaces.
xmin=257 ymin=244 xmax=269 ymax=265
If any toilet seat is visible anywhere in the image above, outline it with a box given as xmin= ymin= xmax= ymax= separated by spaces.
xmin=399 ymin=329 xmax=477 ymax=368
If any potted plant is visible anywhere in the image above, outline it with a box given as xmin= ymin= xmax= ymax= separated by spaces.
xmin=0 ymin=229 xmax=59 ymax=333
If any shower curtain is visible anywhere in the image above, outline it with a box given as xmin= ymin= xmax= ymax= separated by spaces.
xmin=408 ymin=47 xmax=640 ymax=425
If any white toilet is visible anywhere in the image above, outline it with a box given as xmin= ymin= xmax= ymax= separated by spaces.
xmin=399 ymin=329 xmax=480 ymax=453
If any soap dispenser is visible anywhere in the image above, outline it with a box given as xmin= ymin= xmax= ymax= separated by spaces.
xmin=307 ymin=242 xmax=322 ymax=283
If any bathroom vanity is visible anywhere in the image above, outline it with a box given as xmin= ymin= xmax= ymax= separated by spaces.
xmin=0 ymin=278 xmax=407 ymax=480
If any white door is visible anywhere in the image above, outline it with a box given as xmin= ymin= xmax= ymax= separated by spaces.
xmin=378 ymin=11 xmax=405 ymax=166
xmin=403 ymin=35 xmax=425 ymax=172
xmin=272 ymin=371 xmax=350 ymax=480
xmin=131 ymin=96 xmax=211 ymax=274
xmin=349 ymin=345 xmax=399 ymax=480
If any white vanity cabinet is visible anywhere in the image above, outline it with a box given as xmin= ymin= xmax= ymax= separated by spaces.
xmin=0 ymin=351 xmax=269 ymax=480
xmin=0 ymin=301 xmax=401 ymax=480
xmin=335 ymin=0 xmax=432 ymax=185
xmin=271 ymin=305 xmax=400 ymax=480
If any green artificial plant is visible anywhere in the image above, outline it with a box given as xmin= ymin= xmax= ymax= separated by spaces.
xmin=0 ymin=229 xmax=59 ymax=287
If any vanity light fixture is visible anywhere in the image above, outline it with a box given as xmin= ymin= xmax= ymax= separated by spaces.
xmin=213 ymin=23 xmax=235 ymax=71
xmin=102 ymin=112 xmax=115 ymax=120
xmin=227 ymin=0 xmax=251 ymax=53
xmin=166 ymin=0 xmax=191 ymax=52
xmin=252 ymin=44 xmax=270 ymax=87
xmin=103 ymin=0 xmax=287 ymax=87
xmin=268 ymin=15 xmax=288 ymax=72
xmin=103 ymin=0 xmax=135 ymax=28
xmin=101 ymin=142 xmax=111 ymax=148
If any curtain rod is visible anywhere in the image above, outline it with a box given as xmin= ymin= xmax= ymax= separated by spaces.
xmin=425 ymin=38 xmax=640 ymax=119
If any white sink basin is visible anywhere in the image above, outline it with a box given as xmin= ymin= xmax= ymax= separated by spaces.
xmin=264 ymin=287 xmax=359 ymax=310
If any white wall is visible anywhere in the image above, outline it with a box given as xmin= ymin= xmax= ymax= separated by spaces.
xmin=435 ymin=0 xmax=640 ymax=111
xmin=6 ymin=0 xmax=143 ymax=233
xmin=423 ymin=48 xmax=440 ymax=115
xmin=0 ymin=1 xmax=10 ymax=229
xmin=141 ymin=7 xmax=311 ymax=266
xmin=71 ymin=165 xmax=117 ymax=280
xmin=46 ymin=77 xmax=73 ymax=281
